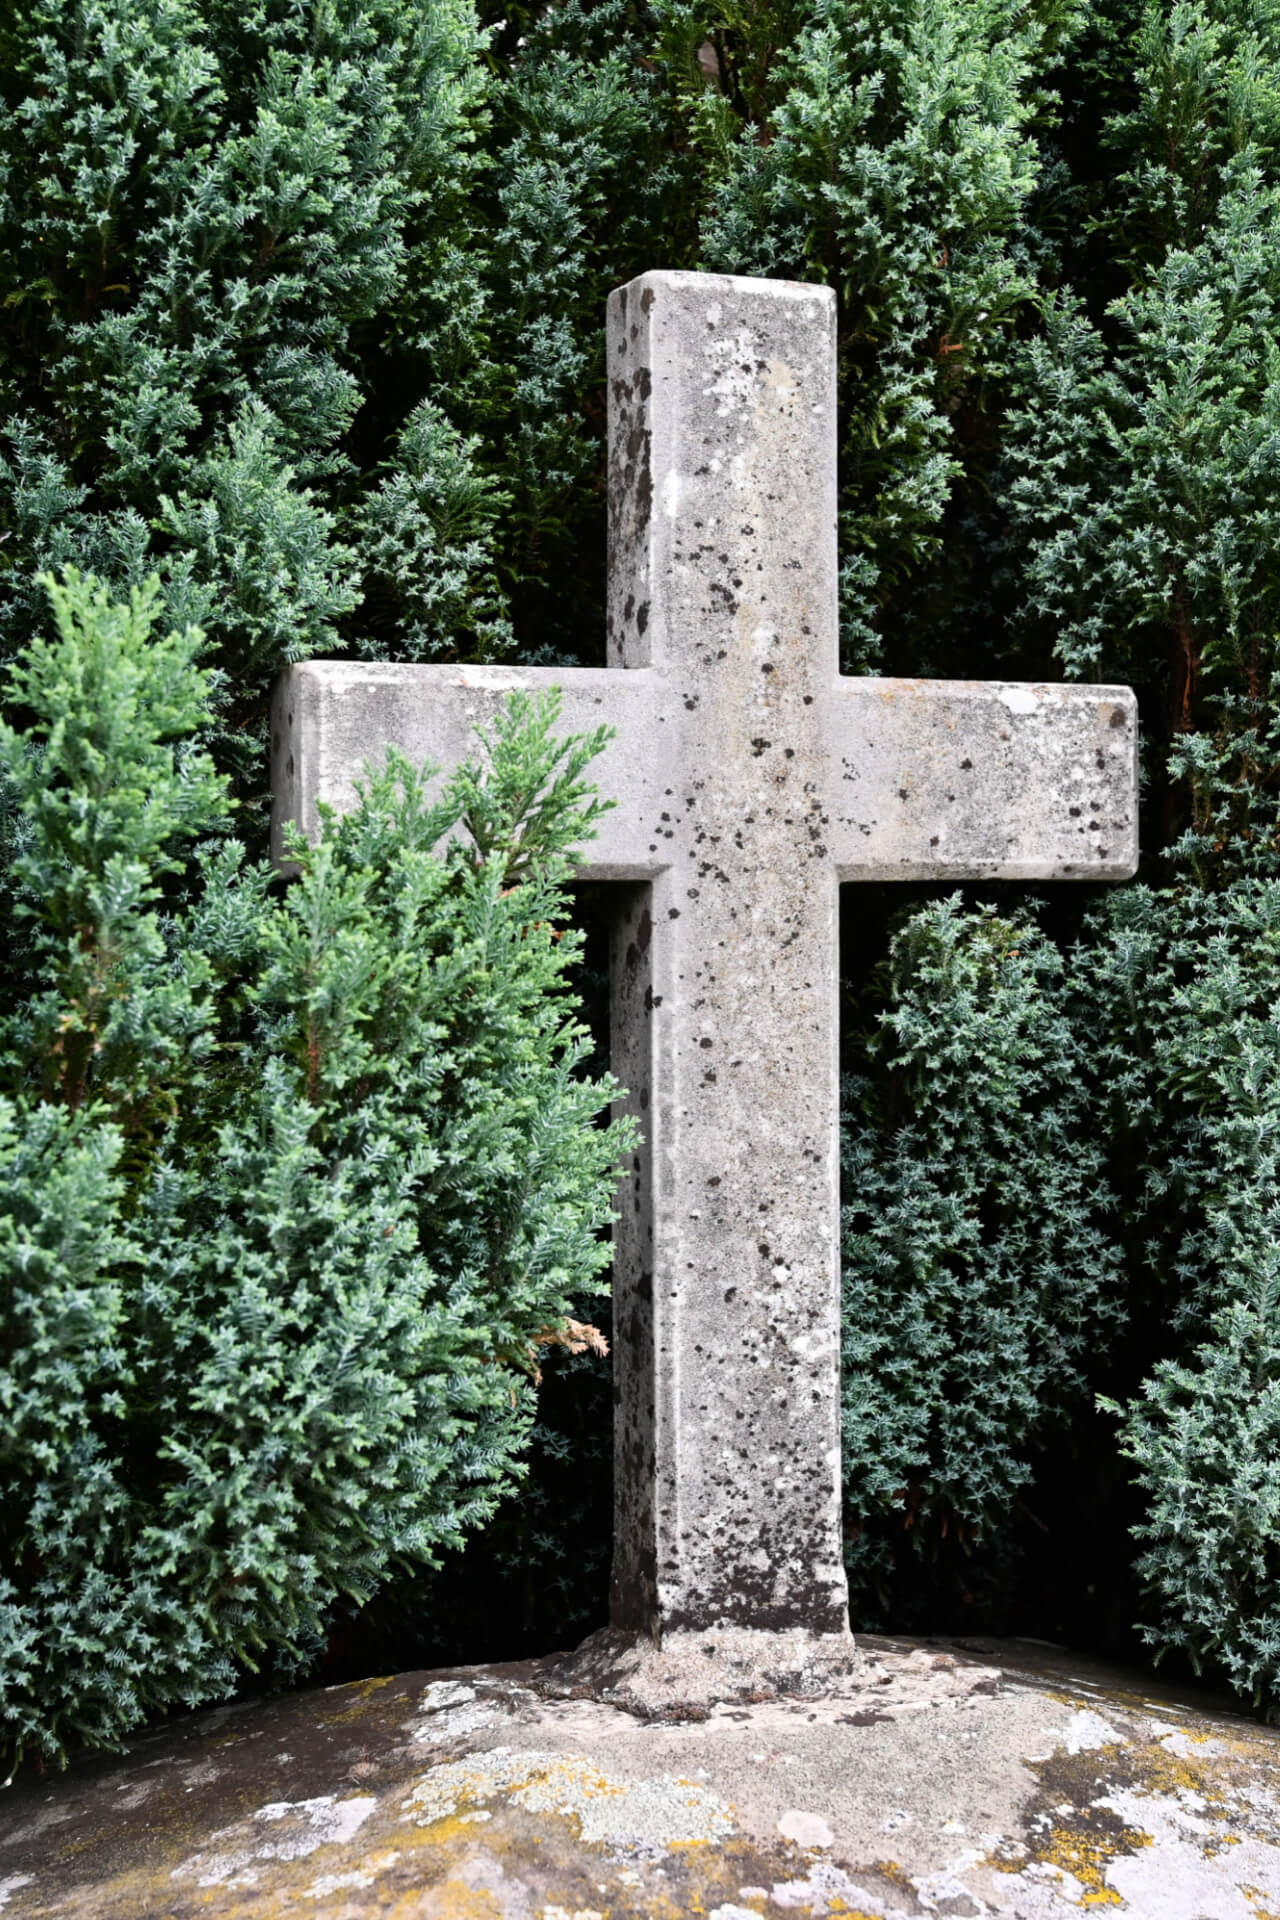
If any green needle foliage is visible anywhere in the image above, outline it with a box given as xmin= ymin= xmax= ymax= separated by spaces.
xmin=840 ymin=0 xmax=1280 ymax=1713
xmin=0 ymin=570 xmax=627 ymax=1769
xmin=841 ymin=901 xmax=1124 ymax=1614
xmin=8 ymin=0 xmax=1280 ymax=1733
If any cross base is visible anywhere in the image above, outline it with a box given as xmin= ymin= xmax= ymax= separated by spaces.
xmin=533 ymin=1623 xmax=862 ymax=1719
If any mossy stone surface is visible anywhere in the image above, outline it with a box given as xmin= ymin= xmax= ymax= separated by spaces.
xmin=2 ymin=1640 xmax=1279 ymax=1918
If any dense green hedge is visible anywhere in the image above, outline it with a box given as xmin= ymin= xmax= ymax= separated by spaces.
xmin=6 ymin=0 xmax=1280 ymax=1740
xmin=838 ymin=0 xmax=1280 ymax=1708
xmin=0 ymin=571 xmax=625 ymax=1767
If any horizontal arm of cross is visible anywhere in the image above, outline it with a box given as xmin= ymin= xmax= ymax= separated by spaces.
xmin=272 ymin=661 xmax=1137 ymax=887
xmin=825 ymin=677 xmax=1138 ymax=882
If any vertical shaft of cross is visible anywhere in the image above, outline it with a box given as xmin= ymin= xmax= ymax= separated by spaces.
xmin=606 ymin=273 xmax=849 ymax=1637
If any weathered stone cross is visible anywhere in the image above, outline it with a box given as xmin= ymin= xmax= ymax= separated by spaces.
xmin=272 ymin=272 xmax=1137 ymax=1656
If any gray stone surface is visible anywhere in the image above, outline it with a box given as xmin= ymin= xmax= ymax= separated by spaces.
xmin=270 ymin=270 xmax=1139 ymax=1649
xmin=4 ymin=1641 xmax=1279 ymax=1918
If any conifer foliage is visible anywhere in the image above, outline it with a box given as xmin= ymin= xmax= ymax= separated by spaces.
xmin=839 ymin=0 xmax=1280 ymax=1711
xmin=0 ymin=571 xmax=624 ymax=1768
xmin=8 ymin=0 xmax=1280 ymax=1740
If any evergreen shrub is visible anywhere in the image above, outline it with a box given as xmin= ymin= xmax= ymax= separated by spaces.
xmin=840 ymin=900 xmax=1124 ymax=1613
xmin=9 ymin=0 xmax=1280 ymax=1732
xmin=0 ymin=570 xmax=626 ymax=1769
xmin=834 ymin=0 xmax=1280 ymax=1707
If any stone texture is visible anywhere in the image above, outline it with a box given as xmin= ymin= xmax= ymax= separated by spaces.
xmin=3 ymin=1641 xmax=1279 ymax=1919
xmin=533 ymin=1624 xmax=864 ymax=1718
xmin=603 ymin=272 xmax=848 ymax=1644
xmin=270 ymin=270 xmax=1139 ymax=1649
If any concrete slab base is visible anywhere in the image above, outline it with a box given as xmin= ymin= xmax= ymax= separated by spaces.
xmin=2 ymin=1639 xmax=1279 ymax=1918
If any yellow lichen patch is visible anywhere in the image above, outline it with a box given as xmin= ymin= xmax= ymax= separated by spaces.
xmin=1040 ymin=1820 xmax=1153 ymax=1905
xmin=1242 ymin=1888 xmax=1280 ymax=1920
xmin=406 ymin=1810 xmax=499 ymax=1849
xmin=512 ymin=1756 xmax=628 ymax=1813
xmin=385 ymin=1878 xmax=504 ymax=1919
xmin=1128 ymin=1737 xmax=1228 ymax=1808
xmin=321 ymin=1675 xmax=397 ymax=1726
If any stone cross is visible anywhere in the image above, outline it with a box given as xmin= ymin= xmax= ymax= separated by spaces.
xmin=272 ymin=272 xmax=1137 ymax=1650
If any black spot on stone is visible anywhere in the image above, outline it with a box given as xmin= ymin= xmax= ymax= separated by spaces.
xmin=1110 ymin=705 xmax=1128 ymax=728
xmin=634 ymin=439 xmax=653 ymax=529
xmin=668 ymin=907 xmax=680 ymax=919
xmin=960 ymin=757 xmax=973 ymax=771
